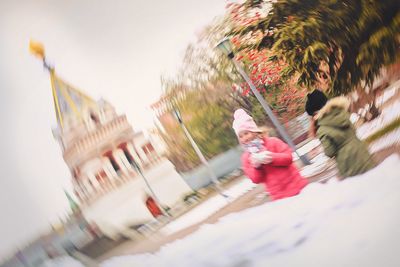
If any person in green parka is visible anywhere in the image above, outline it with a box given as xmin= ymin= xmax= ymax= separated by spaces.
xmin=305 ymin=89 xmax=376 ymax=178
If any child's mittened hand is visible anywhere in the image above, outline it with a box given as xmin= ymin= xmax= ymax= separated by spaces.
xmin=250 ymin=153 xmax=262 ymax=167
xmin=250 ymin=151 xmax=272 ymax=167
xmin=258 ymin=150 xmax=272 ymax=164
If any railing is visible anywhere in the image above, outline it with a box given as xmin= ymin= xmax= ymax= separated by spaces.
xmin=64 ymin=115 xmax=133 ymax=161
xmin=285 ymin=113 xmax=311 ymax=145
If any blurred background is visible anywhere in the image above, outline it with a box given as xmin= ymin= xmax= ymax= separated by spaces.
xmin=1 ymin=0 xmax=399 ymax=266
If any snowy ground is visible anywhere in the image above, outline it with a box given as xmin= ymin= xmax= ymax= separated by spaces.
xmin=98 ymin=155 xmax=400 ymax=267
xmin=356 ymin=80 xmax=400 ymax=141
xmin=356 ymin=99 xmax=400 ymax=140
xmin=42 ymin=83 xmax=400 ymax=267
xmin=299 ymin=153 xmax=331 ymax=177
xmin=350 ymin=80 xmax=400 ymax=154
xmin=160 ymin=140 xmax=332 ymax=237
xmin=159 ymin=179 xmax=256 ymax=236
xmin=39 ymin=256 xmax=84 ymax=267
xmin=375 ymin=79 xmax=400 ymax=107
xmin=369 ymin=127 xmax=400 ymax=154
xmin=294 ymin=139 xmax=321 ymax=157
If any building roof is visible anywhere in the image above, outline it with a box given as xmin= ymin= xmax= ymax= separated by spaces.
xmin=49 ymin=70 xmax=97 ymax=130
xmin=29 ymin=40 xmax=98 ymax=131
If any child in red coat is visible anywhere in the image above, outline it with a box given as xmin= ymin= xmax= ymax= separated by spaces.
xmin=233 ymin=109 xmax=308 ymax=201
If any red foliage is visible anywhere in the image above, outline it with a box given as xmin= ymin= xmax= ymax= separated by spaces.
xmin=224 ymin=1 xmax=307 ymax=121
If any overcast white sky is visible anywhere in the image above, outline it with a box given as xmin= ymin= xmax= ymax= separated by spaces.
xmin=0 ymin=0 xmax=228 ymax=260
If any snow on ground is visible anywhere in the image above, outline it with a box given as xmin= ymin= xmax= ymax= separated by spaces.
xmin=42 ymin=84 xmax=400 ymax=267
xmin=375 ymin=79 xmax=400 ymax=107
xmin=369 ymin=127 xmax=400 ymax=154
xmin=160 ymin=139 xmax=332 ymax=236
xmin=300 ymin=153 xmax=331 ymax=177
xmin=160 ymin=179 xmax=256 ymax=236
xmin=293 ymin=139 xmax=321 ymax=161
xmin=356 ymin=79 xmax=400 ymax=140
xmin=101 ymin=155 xmax=400 ymax=267
xmin=39 ymin=256 xmax=84 ymax=267
xmin=291 ymin=138 xmax=332 ymax=178
xmin=350 ymin=81 xmax=399 ymax=125
xmin=355 ymin=82 xmax=400 ymax=153
xmin=296 ymin=139 xmax=321 ymax=156
xmin=356 ymin=99 xmax=400 ymax=140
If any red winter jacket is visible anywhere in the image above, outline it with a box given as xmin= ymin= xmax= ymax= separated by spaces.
xmin=242 ymin=137 xmax=308 ymax=201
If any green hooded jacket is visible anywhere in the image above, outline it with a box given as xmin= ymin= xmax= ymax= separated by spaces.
xmin=315 ymin=97 xmax=376 ymax=178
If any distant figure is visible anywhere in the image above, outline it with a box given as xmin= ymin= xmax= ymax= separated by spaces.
xmin=233 ymin=109 xmax=308 ymax=201
xmin=305 ymin=89 xmax=376 ymax=178
xmin=145 ymin=195 xmax=163 ymax=218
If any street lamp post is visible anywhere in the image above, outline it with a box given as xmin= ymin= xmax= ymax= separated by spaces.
xmin=216 ymin=38 xmax=311 ymax=165
xmin=173 ymin=108 xmax=228 ymax=198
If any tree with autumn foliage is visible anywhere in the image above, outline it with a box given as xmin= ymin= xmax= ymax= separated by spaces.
xmin=156 ymin=3 xmax=310 ymax=171
xmin=229 ymin=0 xmax=400 ymax=97
xmin=224 ymin=1 xmax=308 ymax=123
xmin=157 ymin=79 xmax=239 ymax=172
xmin=230 ymin=47 xmax=307 ymax=123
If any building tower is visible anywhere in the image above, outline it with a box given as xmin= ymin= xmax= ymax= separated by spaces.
xmin=29 ymin=41 xmax=152 ymax=203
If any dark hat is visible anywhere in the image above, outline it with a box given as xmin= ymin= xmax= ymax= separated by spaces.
xmin=305 ymin=89 xmax=328 ymax=116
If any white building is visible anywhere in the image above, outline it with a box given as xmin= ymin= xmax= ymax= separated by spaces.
xmin=36 ymin=48 xmax=191 ymax=213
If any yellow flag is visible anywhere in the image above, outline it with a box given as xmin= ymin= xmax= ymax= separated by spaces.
xmin=29 ymin=40 xmax=45 ymax=59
